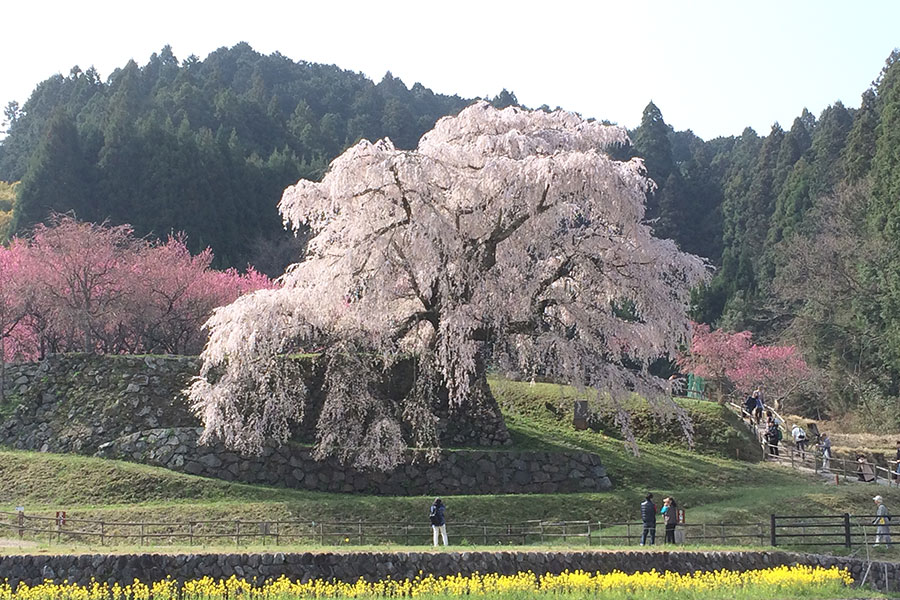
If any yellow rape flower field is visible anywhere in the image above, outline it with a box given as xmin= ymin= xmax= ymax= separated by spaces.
xmin=0 ymin=565 xmax=879 ymax=600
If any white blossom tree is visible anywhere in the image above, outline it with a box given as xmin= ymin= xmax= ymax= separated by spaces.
xmin=189 ymin=102 xmax=709 ymax=469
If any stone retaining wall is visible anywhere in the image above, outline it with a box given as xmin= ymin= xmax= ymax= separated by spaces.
xmin=0 ymin=355 xmax=199 ymax=454
xmin=95 ymin=426 xmax=611 ymax=494
xmin=1 ymin=355 xmax=612 ymax=495
xmin=0 ymin=550 xmax=894 ymax=591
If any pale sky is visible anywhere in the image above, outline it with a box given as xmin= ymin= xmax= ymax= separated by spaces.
xmin=2 ymin=0 xmax=899 ymax=140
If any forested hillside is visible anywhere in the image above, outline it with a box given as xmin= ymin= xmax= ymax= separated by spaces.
xmin=3 ymin=43 xmax=900 ymax=422
xmin=0 ymin=43 xmax=473 ymax=270
xmin=630 ymin=50 xmax=900 ymax=419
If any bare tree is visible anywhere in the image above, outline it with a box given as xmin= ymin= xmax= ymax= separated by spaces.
xmin=189 ymin=102 xmax=709 ymax=469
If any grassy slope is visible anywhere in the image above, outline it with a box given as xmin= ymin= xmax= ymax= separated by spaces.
xmin=2 ymin=378 xmax=899 ymax=553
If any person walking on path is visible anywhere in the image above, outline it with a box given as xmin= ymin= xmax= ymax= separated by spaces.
xmin=662 ymin=497 xmax=678 ymax=544
xmin=752 ymin=390 xmax=764 ymax=425
xmin=765 ymin=418 xmax=781 ymax=457
xmin=429 ymin=497 xmax=448 ymax=547
xmin=791 ymin=423 xmax=808 ymax=457
xmin=640 ymin=493 xmax=656 ymax=546
xmin=873 ymin=495 xmax=891 ymax=547
xmin=743 ymin=394 xmax=757 ymax=424
xmin=857 ymin=455 xmax=876 ymax=483
xmin=819 ymin=433 xmax=832 ymax=472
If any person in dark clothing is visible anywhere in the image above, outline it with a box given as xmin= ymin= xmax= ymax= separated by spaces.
xmin=765 ymin=420 xmax=781 ymax=456
xmin=752 ymin=390 xmax=764 ymax=424
xmin=429 ymin=497 xmax=448 ymax=547
xmin=743 ymin=394 xmax=757 ymax=423
xmin=662 ymin=497 xmax=678 ymax=544
xmin=640 ymin=493 xmax=656 ymax=546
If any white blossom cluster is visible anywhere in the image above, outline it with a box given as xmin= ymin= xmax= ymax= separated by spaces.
xmin=189 ymin=102 xmax=709 ymax=468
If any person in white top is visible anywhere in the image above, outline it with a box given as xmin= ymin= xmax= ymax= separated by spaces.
xmin=791 ymin=423 xmax=807 ymax=456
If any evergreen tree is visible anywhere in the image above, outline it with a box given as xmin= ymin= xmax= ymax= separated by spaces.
xmin=13 ymin=110 xmax=95 ymax=231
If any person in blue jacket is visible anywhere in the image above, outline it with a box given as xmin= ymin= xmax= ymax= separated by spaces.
xmin=429 ymin=497 xmax=448 ymax=547
xmin=640 ymin=493 xmax=656 ymax=546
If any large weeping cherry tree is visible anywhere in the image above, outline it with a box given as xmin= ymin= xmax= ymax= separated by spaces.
xmin=189 ymin=101 xmax=710 ymax=470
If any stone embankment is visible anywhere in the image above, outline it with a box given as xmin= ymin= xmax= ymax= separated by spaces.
xmin=95 ymin=426 xmax=611 ymax=494
xmin=0 ymin=355 xmax=199 ymax=454
xmin=0 ymin=550 xmax=894 ymax=591
xmin=1 ymin=354 xmax=612 ymax=494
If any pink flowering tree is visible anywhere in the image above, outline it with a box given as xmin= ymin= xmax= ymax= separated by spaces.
xmin=677 ymin=323 xmax=751 ymax=401
xmin=679 ymin=322 xmax=810 ymax=409
xmin=0 ymin=240 xmax=31 ymax=402
xmin=190 ymin=102 xmax=710 ymax=469
xmin=730 ymin=344 xmax=810 ymax=412
xmin=5 ymin=216 xmax=276 ymax=359
xmin=25 ymin=217 xmax=143 ymax=353
xmin=130 ymin=236 xmax=278 ymax=354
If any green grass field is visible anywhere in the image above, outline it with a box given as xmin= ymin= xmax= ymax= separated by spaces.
xmin=2 ymin=378 xmax=900 ymax=557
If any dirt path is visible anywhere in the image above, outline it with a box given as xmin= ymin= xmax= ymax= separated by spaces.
xmin=0 ymin=537 xmax=38 ymax=548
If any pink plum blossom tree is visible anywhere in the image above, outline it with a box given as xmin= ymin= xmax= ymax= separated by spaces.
xmin=2 ymin=216 xmax=275 ymax=362
xmin=189 ymin=102 xmax=709 ymax=469
xmin=679 ymin=322 xmax=810 ymax=409
xmin=0 ymin=240 xmax=30 ymax=402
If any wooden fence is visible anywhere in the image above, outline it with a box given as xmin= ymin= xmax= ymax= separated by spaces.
xmin=771 ymin=513 xmax=891 ymax=548
xmin=4 ymin=510 xmax=892 ymax=550
xmin=1 ymin=511 xmax=772 ymax=548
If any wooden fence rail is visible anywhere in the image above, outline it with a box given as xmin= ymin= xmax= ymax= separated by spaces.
xmin=3 ymin=510 xmax=891 ymax=550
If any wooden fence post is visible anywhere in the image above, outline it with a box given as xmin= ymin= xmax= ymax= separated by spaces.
xmin=100 ymin=521 xmax=105 ymax=545
xmin=140 ymin=522 xmax=145 ymax=547
xmin=770 ymin=514 xmax=776 ymax=547
xmin=843 ymin=513 xmax=851 ymax=548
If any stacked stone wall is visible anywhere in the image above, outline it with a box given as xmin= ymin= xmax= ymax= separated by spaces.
xmin=0 ymin=550 xmax=893 ymax=591
xmin=0 ymin=355 xmax=612 ymax=494
xmin=95 ymin=426 xmax=610 ymax=494
xmin=0 ymin=355 xmax=199 ymax=454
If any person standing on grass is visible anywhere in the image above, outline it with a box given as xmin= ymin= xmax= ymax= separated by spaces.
xmin=429 ymin=497 xmax=448 ymax=547
xmin=662 ymin=497 xmax=678 ymax=544
xmin=640 ymin=493 xmax=656 ymax=546
xmin=819 ymin=433 xmax=832 ymax=472
xmin=873 ymin=495 xmax=891 ymax=547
